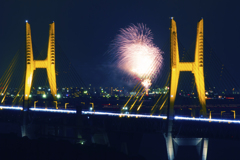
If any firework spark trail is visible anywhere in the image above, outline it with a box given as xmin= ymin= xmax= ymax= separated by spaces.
xmin=124 ymin=57 xmax=161 ymax=110
xmin=141 ymin=79 xmax=152 ymax=95
xmin=111 ymin=23 xmax=163 ymax=80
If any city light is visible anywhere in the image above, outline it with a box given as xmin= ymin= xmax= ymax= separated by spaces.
xmin=57 ymin=94 xmax=61 ymax=98
xmin=42 ymin=94 xmax=46 ymax=98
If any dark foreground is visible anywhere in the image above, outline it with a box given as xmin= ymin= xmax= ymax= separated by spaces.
xmin=0 ymin=133 xmax=145 ymax=160
xmin=1 ymin=110 xmax=240 ymax=159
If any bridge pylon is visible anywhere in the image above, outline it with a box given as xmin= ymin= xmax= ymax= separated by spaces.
xmin=24 ymin=21 xmax=57 ymax=101
xmin=22 ymin=21 xmax=57 ymax=137
xmin=165 ymin=18 xmax=207 ymax=160
xmin=169 ymin=17 xmax=206 ymax=117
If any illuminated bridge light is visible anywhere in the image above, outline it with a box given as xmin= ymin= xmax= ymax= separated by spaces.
xmin=82 ymin=111 xmax=167 ymax=119
xmin=0 ymin=106 xmax=23 ymax=110
xmin=1 ymin=106 xmax=240 ymax=124
xmin=174 ymin=116 xmax=240 ymax=124
xmin=29 ymin=108 xmax=76 ymax=114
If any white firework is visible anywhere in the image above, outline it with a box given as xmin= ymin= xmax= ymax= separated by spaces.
xmin=110 ymin=23 xmax=163 ymax=89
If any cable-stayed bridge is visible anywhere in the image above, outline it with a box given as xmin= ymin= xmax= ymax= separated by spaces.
xmin=1 ymin=19 xmax=240 ymax=160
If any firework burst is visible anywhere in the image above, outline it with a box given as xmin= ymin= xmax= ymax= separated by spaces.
xmin=141 ymin=79 xmax=152 ymax=96
xmin=110 ymin=23 xmax=163 ymax=91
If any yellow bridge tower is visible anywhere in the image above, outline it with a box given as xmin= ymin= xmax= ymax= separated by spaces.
xmin=166 ymin=17 xmax=207 ymax=160
xmin=25 ymin=21 xmax=57 ymax=101
xmin=169 ymin=17 xmax=206 ymax=117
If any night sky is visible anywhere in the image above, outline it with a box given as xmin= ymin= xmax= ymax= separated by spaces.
xmin=0 ymin=0 xmax=240 ymax=89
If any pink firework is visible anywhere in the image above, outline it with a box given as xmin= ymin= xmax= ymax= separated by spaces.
xmin=110 ymin=23 xmax=163 ymax=89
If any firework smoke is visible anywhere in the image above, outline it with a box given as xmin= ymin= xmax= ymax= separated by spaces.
xmin=110 ymin=23 xmax=163 ymax=91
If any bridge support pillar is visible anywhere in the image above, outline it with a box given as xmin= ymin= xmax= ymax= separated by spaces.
xmin=202 ymin=138 xmax=209 ymax=160
xmin=76 ymin=104 xmax=83 ymax=139
xmin=165 ymin=136 xmax=209 ymax=160
xmin=63 ymin=118 xmax=67 ymax=137
xmin=165 ymin=119 xmax=174 ymax=160
xmin=121 ymin=142 xmax=128 ymax=155
xmin=165 ymin=133 xmax=174 ymax=160
xmin=21 ymin=100 xmax=29 ymax=137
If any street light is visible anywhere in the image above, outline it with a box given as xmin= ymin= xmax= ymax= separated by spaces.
xmin=209 ymin=110 xmax=214 ymax=121
xmin=34 ymin=100 xmax=38 ymax=108
xmin=90 ymin=102 xmax=94 ymax=111
xmin=231 ymin=110 xmax=236 ymax=119
xmin=221 ymin=111 xmax=226 ymax=118
xmin=54 ymin=101 xmax=58 ymax=109
xmin=65 ymin=103 xmax=69 ymax=109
